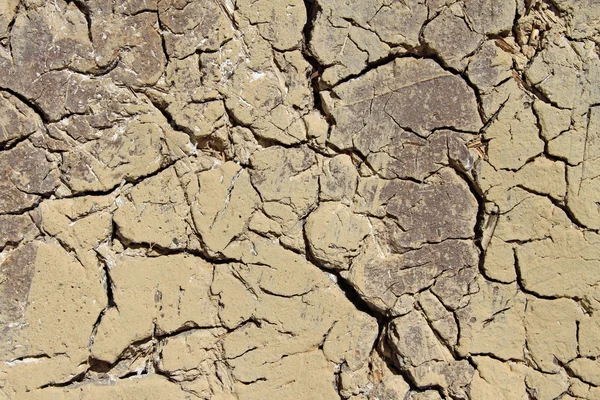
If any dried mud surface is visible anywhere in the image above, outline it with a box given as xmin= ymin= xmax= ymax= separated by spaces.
xmin=1 ymin=0 xmax=600 ymax=399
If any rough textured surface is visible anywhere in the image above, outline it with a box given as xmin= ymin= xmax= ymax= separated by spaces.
xmin=1 ymin=0 xmax=600 ymax=399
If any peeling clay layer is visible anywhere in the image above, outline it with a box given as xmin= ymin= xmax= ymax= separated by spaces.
xmin=1 ymin=0 xmax=600 ymax=399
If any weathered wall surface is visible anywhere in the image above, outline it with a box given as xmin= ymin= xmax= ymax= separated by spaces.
xmin=0 ymin=0 xmax=599 ymax=399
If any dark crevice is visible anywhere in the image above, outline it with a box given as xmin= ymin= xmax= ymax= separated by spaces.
xmin=513 ymin=247 xmax=565 ymax=301
xmin=0 ymin=195 xmax=45 ymax=217
xmin=479 ymin=95 xmax=510 ymax=135
xmin=300 ymin=204 xmax=383 ymax=320
xmin=54 ymin=159 xmax=181 ymax=205
xmin=576 ymin=320 xmax=581 ymax=356
xmin=215 ymin=0 xmax=239 ymax=31
xmin=449 ymin=156 xmax=492 ymax=290
xmin=88 ymin=306 xmax=108 ymax=349
xmin=95 ymin=244 xmax=117 ymax=309
xmin=0 ymin=130 xmax=36 ymax=151
xmin=53 ymin=183 xmax=121 ymax=202
xmin=118 ymin=367 xmax=149 ymax=379
xmin=8 ymin=354 xmax=51 ymax=363
xmin=301 ymin=0 xmax=326 ymax=115
xmin=377 ymin=338 xmax=419 ymax=391
xmin=519 ymin=72 xmax=559 ymax=108
xmin=325 ymin=52 xmax=401 ymax=90
xmin=481 ymin=306 xmax=511 ymax=328
xmin=88 ymin=226 xmax=120 ymax=350
xmin=0 ymin=86 xmax=50 ymax=123
xmin=127 ymin=8 xmax=160 ymax=17
xmin=156 ymin=13 xmax=171 ymax=65
xmin=87 ymin=357 xmax=117 ymax=374
xmin=300 ymin=205 xmax=391 ymax=369
xmin=561 ymin=360 xmax=600 ymax=388
xmin=111 ymin=228 xmax=238 ymax=265
xmin=236 ymin=377 xmax=268 ymax=385
xmin=260 ymin=286 xmax=312 ymax=298
xmin=322 ymin=49 xmax=489 ymax=131
xmin=145 ymin=94 xmax=193 ymax=140
xmin=36 ymin=60 xmax=119 ymax=78
xmin=154 ymin=322 xmax=210 ymax=339
xmin=335 ymin=271 xmax=385 ymax=322
xmin=88 ymin=328 xmax=161 ymax=375
xmin=38 ymin=371 xmax=86 ymax=389
xmin=416 ymin=303 xmax=459 ymax=358
xmin=66 ymin=0 xmax=93 ymax=43
xmin=117 ymin=234 xmax=184 ymax=259
xmin=516 ymin=184 xmax=598 ymax=233
xmin=89 ymin=58 xmax=120 ymax=77
xmin=503 ymin=237 xmax=550 ymax=245
xmin=48 ymin=234 xmax=85 ymax=266
xmin=222 ymin=101 xmax=246 ymax=131
xmin=0 ymin=239 xmax=25 ymax=253
xmin=323 ymin=140 xmax=383 ymax=178
xmin=378 ymin=332 xmax=447 ymax=397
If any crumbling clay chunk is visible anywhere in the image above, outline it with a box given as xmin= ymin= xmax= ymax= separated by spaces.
xmin=305 ymin=202 xmax=370 ymax=270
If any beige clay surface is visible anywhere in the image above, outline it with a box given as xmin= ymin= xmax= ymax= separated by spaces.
xmin=1 ymin=0 xmax=600 ymax=398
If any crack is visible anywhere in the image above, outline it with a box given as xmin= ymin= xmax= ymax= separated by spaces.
xmin=87 ymin=322 xmax=213 ymax=379
xmin=118 ymin=367 xmax=150 ymax=379
xmin=516 ymin=184 xmax=598 ymax=232
xmin=479 ymin=95 xmax=510 ymax=134
xmin=378 ymin=326 xmax=447 ymax=396
xmin=57 ymin=158 xmax=184 ymax=203
xmin=576 ymin=319 xmax=581 ymax=357
xmin=416 ymin=303 xmax=459 ymax=358
xmin=110 ymin=226 xmax=238 ymax=265
xmin=259 ymin=285 xmax=312 ymax=298
xmin=327 ymin=53 xmax=402 ymax=90
xmin=88 ymin=227 xmax=120 ymax=350
xmin=144 ymin=92 xmax=195 ymax=142
xmin=562 ymin=360 xmax=600 ymax=388
xmin=38 ymin=371 xmax=86 ymax=389
xmin=214 ymin=0 xmax=238 ymax=31
xmin=66 ymin=0 xmax=93 ymax=44
xmin=513 ymin=247 xmax=569 ymax=301
xmin=481 ymin=306 xmax=511 ymax=328
xmin=302 ymin=209 xmax=381 ymax=322
xmin=88 ymin=337 xmax=155 ymax=375
xmin=0 ymin=129 xmax=38 ymax=151
xmin=95 ymin=244 xmax=118 ymax=310
xmin=236 ymin=377 xmax=268 ymax=385
xmin=210 ymin=168 xmax=243 ymax=229
xmin=156 ymin=13 xmax=170 ymax=66
xmin=0 ymin=196 xmax=45 ymax=217
xmin=0 ymin=86 xmax=50 ymax=123
xmin=5 ymin=354 xmax=51 ymax=364
xmin=448 ymin=152 xmax=494 ymax=295
xmin=301 ymin=0 xmax=332 ymax=134
xmin=578 ymin=106 xmax=595 ymax=196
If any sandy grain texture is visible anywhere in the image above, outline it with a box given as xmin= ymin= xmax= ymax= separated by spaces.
xmin=1 ymin=0 xmax=600 ymax=398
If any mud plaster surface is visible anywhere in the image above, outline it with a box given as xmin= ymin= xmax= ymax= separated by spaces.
xmin=0 ymin=0 xmax=600 ymax=399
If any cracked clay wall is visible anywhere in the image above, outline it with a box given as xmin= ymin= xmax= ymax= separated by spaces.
xmin=0 ymin=0 xmax=600 ymax=399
